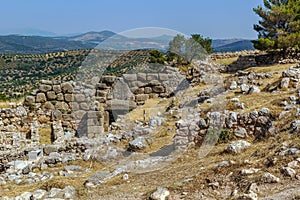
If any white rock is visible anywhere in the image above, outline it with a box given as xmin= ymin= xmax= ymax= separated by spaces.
xmin=236 ymin=102 xmax=245 ymax=109
xmin=241 ymin=168 xmax=260 ymax=175
xmin=19 ymin=192 xmax=32 ymax=200
xmin=122 ymin=173 xmax=129 ymax=180
xmin=281 ymin=167 xmax=296 ymax=177
xmin=248 ymin=86 xmax=260 ymax=94
xmin=230 ymin=81 xmax=238 ymax=90
xmin=226 ymin=140 xmax=251 ymax=154
xmin=32 ymin=189 xmax=47 ymax=200
xmin=287 ymin=160 xmax=299 ymax=168
xmin=241 ymin=84 xmax=250 ymax=93
xmin=150 ymin=187 xmax=170 ymax=200
xmin=230 ymin=97 xmax=240 ymax=102
xmin=261 ymin=172 xmax=280 ymax=183
xmin=280 ymin=77 xmax=290 ymax=89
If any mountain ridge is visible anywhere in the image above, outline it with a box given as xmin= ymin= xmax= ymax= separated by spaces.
xmin=0 ymin=31 xmax=255 ymax=54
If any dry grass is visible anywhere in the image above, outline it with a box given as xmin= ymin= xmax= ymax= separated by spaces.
xmin=2 ymin=63 xmax=300 ymax=199
xmin=0 ymin=98 xmax=24 ymax=108
xmin=1 ymin=160 xmax=107 ymax=197
xmin=213 ymin=57 xmax=238 ymax=65
xmin=39 ymin=125 xmax=52 ymax=144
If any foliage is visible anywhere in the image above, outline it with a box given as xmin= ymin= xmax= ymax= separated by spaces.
xmin=148 ymin=49 xmax=167 ymax=64
xmin=218 ymin=129 xmax=234 ymax=144
xmin=253 ymin=0 xmax=300 ymax=51
xmin=168 ymin=34 xmax=213 ymax=63
xmin=191 ymin=34 xmax=213 ymax=54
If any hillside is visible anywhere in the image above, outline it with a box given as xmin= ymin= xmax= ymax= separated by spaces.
xmin=0 ymin=50 xmax=90 ymax=99
xmin=0 ymin=35 xmax=94 ymax=54
xmin=0 ymin=52 xmax=299 ymax=199
xmin=0 ymin=31 xmax=255 ymax=54
xmin=213 ymin=39 xmax=254 ymax=52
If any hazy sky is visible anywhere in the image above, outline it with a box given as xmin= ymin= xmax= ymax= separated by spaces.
xmin=0 ymin=0 xmax=262 ymax=39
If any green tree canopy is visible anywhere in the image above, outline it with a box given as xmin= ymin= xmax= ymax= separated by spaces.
xmin=168 ymin=34 xmax=213 ymax=63
xmin=253 ymin=0 xmax=300 ymax=51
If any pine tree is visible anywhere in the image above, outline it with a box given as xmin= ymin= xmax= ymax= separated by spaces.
xmin=253 ymin=0 xmax=300 ymax=51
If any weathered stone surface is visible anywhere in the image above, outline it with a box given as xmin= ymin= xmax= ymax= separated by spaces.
xmin=80 ymin=102 xmax=89 ymax=110
xmin=73 ymin=94 xmax=85 ymax=102
xmin=248 ymin=86 xmax=260 ymax=94
xmin=39 ymin=84 xmax=52 ymax=92
xmin=43 ymin=145 xmax=59 ymax=155
xmin=235 ymin=127 xmax=247 ymax=138
xmin=241 ymin=84 xmax=250 ymax=93
xmin=229 ymin=81 xmax=238 ymax=90
xmin=101 ymin=76 xmax=116 ymax=84
xmin=280 ymin=77 xmax=290 ymax=89
xmin=64 ymin=94 xmax=73 ymax=102
xmin=241 ymin=168 xmax=260 ymax=175
xmin=53 ymin=85 xmax=62 ymax=93
xmin=52 ymin=110 xmax=62 ymax=121
xmin=261 ymin=172 xmax=280 ymax=183
xmin=52 ymin=121 xmax=65 ymax=144
xmin=41 ymin=80 xmax=53 ymax=85
xmin=153 ymin=86 xmax=165 ymax=93
xmin=57 ymin=93 xmax=64 ymax=101
xmin=36 ymin=93 xmax=47 ymax=103
xmin=147 ymin=73 xmax=159 ymax=81
xmin=61 ymin=82 xmax=74 ymax=93
xmin=25 ymin=95 xmax=35 ymax=105
xmin=158 ymin=73 xmax=169 ymax=81
xmin=144 ymin=87 xmax=152 ymax=94
xmin=55 ymin=102 xmax=69 ymax=111
xmin=129 ymin=137 xmax=149 ymax=151
xmin=135 ymin=94 xmax=149 ymax=102
xmin=84 ymin=171 xmax=111 ymax=188
xmin=137 ymin=73 xmax=147 ymax=81
xmin=46 ymin=91 xmax=57 ymax=100
xmin=281 ymin=167 xmax=296 ymax=177
xmin=150 ymin=187 xmax=170 ymax=200
xmin=15 ymin=106 xmax=27 ymax=117
xmin=44 ymin=102 xmax=55 ymax=110
xmin=123 ymin=74 xmax=137 ymax=82
xmin=226 ymin=140 xmax=251 ymax=154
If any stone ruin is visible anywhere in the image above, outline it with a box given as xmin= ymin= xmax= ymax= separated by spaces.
xmin=21 ymin=65 xmax=185 ymax=143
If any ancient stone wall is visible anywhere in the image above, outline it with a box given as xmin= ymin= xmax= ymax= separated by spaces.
xmin=23 ymin=65 xmax=186 ymax=140
xmin=228 ymin=50 xmax=300 ymax=72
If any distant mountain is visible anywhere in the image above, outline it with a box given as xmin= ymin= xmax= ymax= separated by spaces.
xmin=0 ymin=35 xmax=94 ymax=54
xmin=0 ymin=28 xmax=58 ymax=37
xmin=212 ymin=39 xmax=254 ymax=52
xmin=67 ymin=31 xmax=116 ymax=44
xmin=0 ymin=30 xmax=255 ymax=54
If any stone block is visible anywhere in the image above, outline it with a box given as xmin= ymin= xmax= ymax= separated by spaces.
xmin=123 ymin=74 xmax=137 ymax=82
xmin=39 ymin=84 xmax=52 ymax=92
xmin=36 ymin=93 xmax=47 ymax=103
xmin=47 ymin=91 xmax=57 ymax=100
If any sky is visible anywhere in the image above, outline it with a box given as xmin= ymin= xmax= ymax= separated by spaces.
xmin=0 ymin=0 xmax=262 ymax=39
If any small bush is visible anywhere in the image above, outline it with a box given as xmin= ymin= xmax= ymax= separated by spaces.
xmin=218 ymin=129 xmax=234 ymax=144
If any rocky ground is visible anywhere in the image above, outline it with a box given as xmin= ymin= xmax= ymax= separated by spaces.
xmin=0 ymin=56 xmax=300 ymax=200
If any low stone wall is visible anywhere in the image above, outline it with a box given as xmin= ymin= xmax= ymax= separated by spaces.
xmin=174 ymin=109 xmax=274 ymax=149
xmin=211 ymin=50 xmax=260 ymax=61
xmin=228 ymin=50 xmax=300 ymax=72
